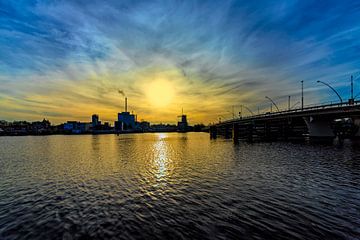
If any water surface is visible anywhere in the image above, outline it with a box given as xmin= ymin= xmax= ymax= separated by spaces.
xmin=0 ymin=133 xmax=359 ymax=239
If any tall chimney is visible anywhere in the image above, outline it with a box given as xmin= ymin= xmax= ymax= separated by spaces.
xmin=125 ymin=97 xmax=128 ymax=112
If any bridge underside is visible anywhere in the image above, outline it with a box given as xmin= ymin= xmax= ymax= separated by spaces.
xmin=211 ymin=117 xmax=307 ymax=142
xmin=211 ymin=114 xmax=360 ymax=143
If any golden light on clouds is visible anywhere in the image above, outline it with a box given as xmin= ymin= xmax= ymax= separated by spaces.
xmin=0 ymin=64 xmax=249 ymax=125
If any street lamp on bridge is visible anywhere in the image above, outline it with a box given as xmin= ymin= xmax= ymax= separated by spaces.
xmin=241 ymin=105 xmax=254 ymax=116
xmin=301 ymin=80 xmax=304 ymax=110
xmin=316 ymin=80 xmax=343 ymax=104
xmin=265 ymin=96 xmax=280 ymax=112
xmin=351 ymin=74 xmax=360 ymax=99
xmin=290 ymin=101 xmax=300 ymax=109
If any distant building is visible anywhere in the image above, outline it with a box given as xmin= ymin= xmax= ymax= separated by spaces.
xmin=92 ymin=114 xmax=100 ymax=128
xmin=103 ymin=122 xmax=111 ymax=128
xmin=177 ymin=114 xmax=188 ymax=132
xmin=64 ymin=121 xmax=91 ymax=134
xmin=138 ymin=121 xmax=150 ymax=132
xmin=31 ymin=119 xmax=51 ymax=134
xmin=115 ymin=97 xmax=136 ymax=131
xmin=64 ymin=121 xmax=77 ymax=131
xmin=0 ymin=119 xmax=53 ymax=135
xmin=151 ymin=123 xmax=177 ymax=132
xmin=117 ymin=112 xmax=136 ymax=130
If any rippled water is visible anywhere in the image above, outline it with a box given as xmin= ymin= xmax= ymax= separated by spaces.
xmin=0 ymin=133 xmax=359 ymax=240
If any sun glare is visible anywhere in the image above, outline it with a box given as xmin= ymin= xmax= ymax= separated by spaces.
xmin=146 ymin=79 xmax=175 ymax=108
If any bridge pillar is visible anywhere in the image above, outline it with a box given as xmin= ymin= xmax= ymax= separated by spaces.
xmin=353 ymin=118 xmax=360 ymax=138
xmin=232 ymin=123 xmax=239 ymax=143
xmin=283 ymin=118 xmax=292 ymax=140
xmin=303 ymin=116 xmax=335 ymax=142
xmin=264 ymin=121 xmax=271 ymax=141
xmin=282 ymin=123 xmax=288 ymax=140
xmin=247 ymin=123 xmax=253 ymax=142
xmin=225 ymin=126 xmax=231 ymax=139
xmin=210 ymin=126 xmax=217 ymax=139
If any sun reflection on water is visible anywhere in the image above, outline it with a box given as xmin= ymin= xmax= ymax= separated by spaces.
xmin=153 ymin=133 xmax=171 ymax=180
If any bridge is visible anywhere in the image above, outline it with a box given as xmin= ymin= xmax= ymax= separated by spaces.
xmin=209 ymin=100 xmax=360 ymax=142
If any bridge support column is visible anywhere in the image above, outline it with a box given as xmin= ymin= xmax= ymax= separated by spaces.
xmin=352 ymin=118 xmax=360 ymax=138
xmin=283 ymin=118 xmax=292 ymax=140
xmin=210 ymin=126 xmax=217 ymax=139
xmin=232 ymin=123 xmax=239 ymax=143
xmin=225 ymin=126 xmax=231 ymax=139
xmin=303 ymin=116 xmax=335 ymax=142
xmin=264 ymin=121 xmax=271 ymax=141
xmin=282 ymin=124 xmax=288 ymax=140
xmin=247 ymin=123 xmax=253 ymax=142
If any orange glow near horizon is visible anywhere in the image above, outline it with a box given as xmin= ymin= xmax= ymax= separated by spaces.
xmin=0 ymin=66 xmax=239 ymax=125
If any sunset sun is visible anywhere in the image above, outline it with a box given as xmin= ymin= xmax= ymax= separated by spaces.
xmin=146 ymin=79 xmax=175 ymax=108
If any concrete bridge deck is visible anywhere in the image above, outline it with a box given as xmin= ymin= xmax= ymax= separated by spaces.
xmin=210 ymin=101 xmax=360 ymax=142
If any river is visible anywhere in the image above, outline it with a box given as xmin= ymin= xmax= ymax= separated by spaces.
xmin=0 ymin=133 xmax=359 ymax=239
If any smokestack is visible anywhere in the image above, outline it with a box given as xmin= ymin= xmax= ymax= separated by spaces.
xmin=125 ymin=97 xmax=128 ymax=112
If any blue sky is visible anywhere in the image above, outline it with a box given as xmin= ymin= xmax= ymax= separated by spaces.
xmin=1 ymin=0 xmax=360 ymax=124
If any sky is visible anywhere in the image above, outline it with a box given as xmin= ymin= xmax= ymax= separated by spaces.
xmin=1 ymin=0 xmax=360 ymax=124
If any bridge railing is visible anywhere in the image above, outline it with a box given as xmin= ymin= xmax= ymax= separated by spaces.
xmin=217 ymin=100 xmax=360 ymax=124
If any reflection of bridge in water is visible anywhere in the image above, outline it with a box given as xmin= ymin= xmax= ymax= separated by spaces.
xmin=210 ymin=101 xmax=360 ymax=142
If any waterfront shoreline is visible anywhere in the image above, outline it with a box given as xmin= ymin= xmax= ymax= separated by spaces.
xmin=0 ymin=130 xmax=208 ymax=137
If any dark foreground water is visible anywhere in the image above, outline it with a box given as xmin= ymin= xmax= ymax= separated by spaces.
xmin=0 ymin=133 xmax=359 ymax=240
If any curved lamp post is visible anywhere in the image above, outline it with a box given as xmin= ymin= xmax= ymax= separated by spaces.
xmin=265 ymin=96 xmax=280 ymax=112
xmin=226 ymin=111 xmax=235 ymax=120
xmin=317 ymin=80 xmax=343 ymax=103
xmin=290 ymin=101 xmax=300 ymax=109
xmin=352 ymin=75 xmax=360 ymax=99
xmin=241 ymin=105 xmax=254 ymax=116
